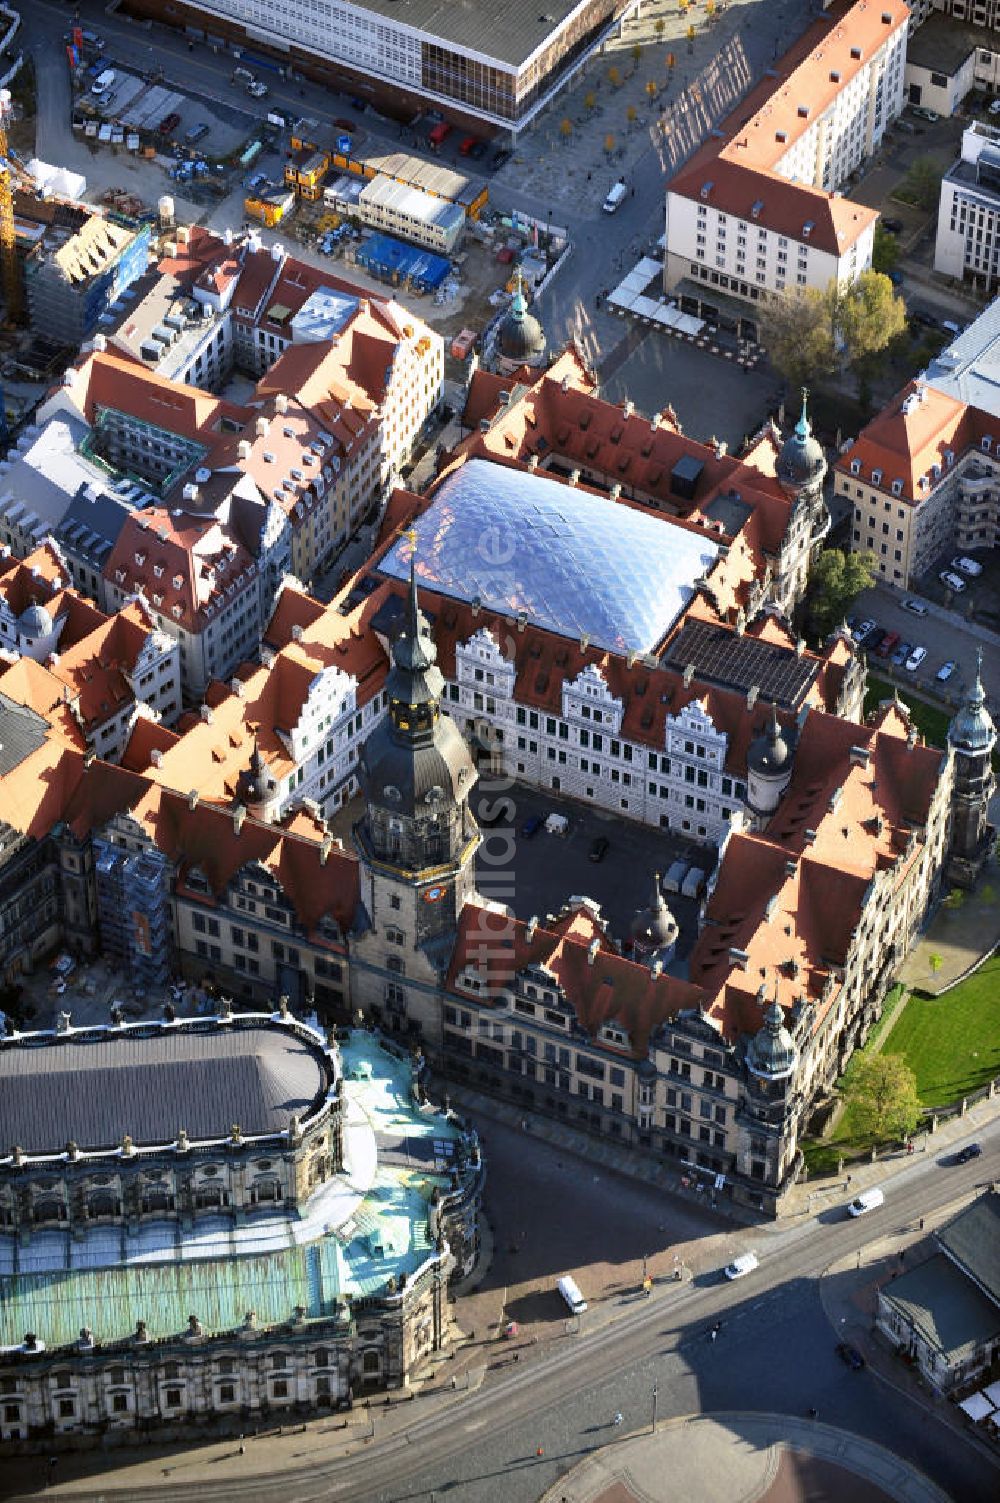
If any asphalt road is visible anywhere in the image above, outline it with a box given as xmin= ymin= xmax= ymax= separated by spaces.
xmin=30 ymin=1128 xmax=1000 ymax=1503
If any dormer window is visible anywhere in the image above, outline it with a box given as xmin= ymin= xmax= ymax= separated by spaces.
xmin=134 ymin=552 xmax=146 ymax=566
xmin=173 ymin=574 xmax=183 ymax=589
xmin=871 ymin=468 xmax=882 ymax=485
xmin=891 ymin=479 xmax=903 ymax=496
xmin=153 ymin=564 xmax=164 ymax=578
xmin=982 ymin=436 xmax=993 ymax=452
xmin=849 ymin=458 xmax=860 ymax=475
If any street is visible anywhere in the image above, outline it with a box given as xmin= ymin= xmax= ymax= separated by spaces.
xmin=8 ymin=1126 xmax=999 ymax=1503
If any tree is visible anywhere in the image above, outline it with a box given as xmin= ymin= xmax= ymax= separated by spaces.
xmin=835 ymin=271 xmax=907 ymax=373
xmin=807 ymin=548 xmax=873 ymax=637
xmin=631 ymin=42 xmax=643 ymax=71
xmin=943 ymin=887 xmax=966 ymax=911
xmin=872 ymin=223 xmax=899 ymax=275
xmin=901 ymin=155 xmax=942 ymax=211
xmin=584 ymin=90 xmax=597 ymax=113
xmin=626 ymin=104 xmax=638 ymax=129
xmin=559 ymin=117 xmax=573 ymax=144
xmin=604 ymin=133 xmax=616 ymax=156
xmin=842 ymin=1054 xmax=921 ymax=1144
xmin=655 ymin=18 xmax=666 ymax=41
xmin=756 ymin=286 xmax=836 ymax=391
xmin=646 ymin=79 xmax=659 ymax=105
xmin=928 ymin=952 xmax=944 ymax=975
xmin=608 ymin=65 xmax=622 ymax=88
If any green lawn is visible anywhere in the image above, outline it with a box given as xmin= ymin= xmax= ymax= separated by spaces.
xmin=878 ymin=957 xmax=1000 ymax=1108
xmin=865 ymin=676 xmax=951 ymax=749
xmin=799 ymin=985 xmax=907 ymax=1176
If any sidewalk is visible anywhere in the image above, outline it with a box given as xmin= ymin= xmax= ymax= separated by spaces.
xmin=539 ymin=1410 xmax=952 ymax=1503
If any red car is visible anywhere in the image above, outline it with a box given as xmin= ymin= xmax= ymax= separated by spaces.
xmin=158 ymin=112 xmax=181 ymax=137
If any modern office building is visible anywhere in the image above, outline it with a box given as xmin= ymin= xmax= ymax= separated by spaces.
xmin=123 ymin=0 xmax=634 ymax=131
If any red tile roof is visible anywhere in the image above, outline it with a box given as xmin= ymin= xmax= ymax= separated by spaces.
xmin=448 ymin=902 xmax=705 ymax=1059
xmin=833 ymin=380 xmax=987 ymax=503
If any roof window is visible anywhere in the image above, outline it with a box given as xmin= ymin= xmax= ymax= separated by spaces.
xmin=797 ymin=105 xmax=809 ymax=119
xmin=173 ymin=574 xmax=183 ymax=589
xmin=829 ymin=70 xmax=841 ymax=83
xmin=891 ymin=479 xmax=903 ymax=496
xmin=263 ymin=451 xmax=275 ymax=464
xmin=803 ymin=221 xmax=814 ymax=238
xmin=700 ymin=180 xmax=714 ymax=199
xmin=849 ymin=458 xmax=860 ymax=475
xmin=751 ymin=199 xmax=764 ymax=218
xmin=851 ymin=46 xmax=862 ymax=60
xmin=982 ymin=436 xmax=993 ymax=452
xmin=775 ymin=130 xmax=787 ymax=143
xmin=871 ymin=468 xmax=882 ymax=485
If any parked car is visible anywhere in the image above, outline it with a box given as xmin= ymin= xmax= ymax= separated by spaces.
xmin=911 ymin=311 xmax=938 ymax=330
xmin=589 ymin=836 xmax=610 ymax=863
xmin=520 ymin=813 xmax=544 ymax=838
xmin=891 ymin=640 xmax=912 ymax=668
xmin=905 ymin=645 xmax=927 ymax=672
xmin=991 ymin=100 xmax=1000 ymax=117
xmin=852 ymin=618 xmax=877 ymax=643
xmin=158 ymin=112 xmax=181 ymax=136
xmin=724 ymin=1252 xmax=759 ymax=1280
xmin=881 ymin=217 xmax=903 ymax=234
xmin=939 ymin=570 xmax=967 ymax=593
xmin=936 ymin=660 xmax=957 ymax=682
xmin=957 ymin=1142 xmax=982 ymax=1162
xmin=952 ymin=555 xmax=982 ymax=576
xmin=185 ymin=122 xmax=210 ymax=145
xmin=248 ymin=81 xmax=269 ymax=98
xmin=492 ymin=147 xmax=512 ymax=168
xmin=875 ymin=630 xmax=899 ymax=659
xmin=912 ymin=106 xmax=939 ymax=122
xmin=866 ymin=627 xmax=888 ymax=655
xmin=469 ymin=140 xmax=488 ymax=159
xmin=836 ymin=1342 xmax=866 ymax=1370
xmin=901 ymin=596 xmax=929 ymax=615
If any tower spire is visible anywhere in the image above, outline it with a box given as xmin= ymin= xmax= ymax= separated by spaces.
xmin=795 ymin=386 xmax=810 ymax=438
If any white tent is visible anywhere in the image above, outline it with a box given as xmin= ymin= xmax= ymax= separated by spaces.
xmin=28 ymin=159 xmax=87 ymax=201
xmin=982 ymin=1380 xmax=1000 ymax=1408
xmin=958 ymin=1392 xmax=995 ymax=1422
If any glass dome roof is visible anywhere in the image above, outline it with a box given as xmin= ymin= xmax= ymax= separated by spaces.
xmin=380 ymin=459 xmax=719 ymax=656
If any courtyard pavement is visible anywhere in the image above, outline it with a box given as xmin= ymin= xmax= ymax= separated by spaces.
xmin=897 ymin=856 xmax=1000 ymax=995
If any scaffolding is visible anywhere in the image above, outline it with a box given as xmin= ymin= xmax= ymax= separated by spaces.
xmin=94 ymin=839 xmax=172 ymax=987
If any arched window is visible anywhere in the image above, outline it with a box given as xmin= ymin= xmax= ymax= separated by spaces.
xmin=33 ymin=1197 xmax=66 ymax=1225
xmin=88 ymin=1191 xmax=120 ymax=1220
xmin=141 ymin=1187 xmax=173 ymax=1214
xmin=250 ymin=1178 xmax=280 ymax=1205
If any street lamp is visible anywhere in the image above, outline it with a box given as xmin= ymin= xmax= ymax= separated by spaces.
xmin=651 ymin=1381 xmax=658 ymax=1434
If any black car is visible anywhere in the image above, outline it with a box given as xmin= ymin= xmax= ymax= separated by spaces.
xmin=836 ymin=1342 xmax=866 ymax=1370
xmin=469 ymin=140 xmax=487 ymax=159
xmin=589 ymin=836 xmax=610 ymax=863
xmin=881 ymin=217 xmax=903 ymax=234
xmin=492 ymin=147 xmax=512 ymax=168
xmin=912 ymin=310 xmax=938 ymax=329
xmin=866 ymin=628 xmax=887 ymax=655
xmin=957 ymin=1142 xmax=982 ymax=1163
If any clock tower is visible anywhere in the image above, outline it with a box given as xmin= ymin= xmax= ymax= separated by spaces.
xmin=352 ymin=543 xmax=480 ymax=1038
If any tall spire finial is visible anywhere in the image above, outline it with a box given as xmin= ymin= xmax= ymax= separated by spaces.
xmin=796 ymin=386 xmax=810 ymax=438
xmin=405 ymin=527 xmax=419 ymax=635
xmin=512 ymin=268 xmax=526 ymax=316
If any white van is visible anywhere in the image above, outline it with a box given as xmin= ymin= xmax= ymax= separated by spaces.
xmin=557 ymin=1274 xmax=587 ymax=1314
xmin=848 ymin=1187 xmax=885 ymax=1217
xmin=91 ymin=69 xmax=116 ymax=97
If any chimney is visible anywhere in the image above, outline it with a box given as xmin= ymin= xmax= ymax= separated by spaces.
xmin=580 ymin=632 xmax=590 ymax=652
xmin=528 ymin=454 xmax=539 ymax=470
xmin=275 ymin=393 xmax=289 ymax=415
xmin=849 ymin=745 xmax=870 ymax=768
xmin=188 ymin=789 xmax=199 ymax=810
xmin=200 ymin=704 xmax=213 ymax=723
xmin=651 ymin=958 xmax=663 ymax=978
xmin=291 ymin=623 xmax=303 ymax=641
xmin=256 ymin=416 xmax=270 ymax=438
xmin=516 ymin=610 xmax=527 ymax=633
xmin=230 ymin=677 xmax=245 ymax=697
xmin=610 ymin=483 xmax=621 ymax=500
xmin=568 ymin=469 xmax=580 ymax=487
xmin=233 ymin=804 xmax=246 ymax=834
xmin=587 ymin=937 xmax=600 ymax=965
xmin=320 ymin=836 xmax=333 ymax=865
xmin=650 ymin=411 xmax=661 ymax=431
xmin=237 ymin=439 xmax=252 ymax=460
xmin=150 ymin=747 xmax=163 ymax=767
xmin=526 ymin=915 xmax=538 ymax=942
xmin=746 ymin=685 xmax=759 ymax=710
xmin=84 ymin=748 xmax=96 ymax=767
xmin=795 ymin=638 xmax=806 ymax=656
xmin=728 ymin=947 xmax=750 ymax=969
xmin=623 ymin=399 xmax=634 ymax=419
xmin=683 ymin=662 xmax=695 ymax=688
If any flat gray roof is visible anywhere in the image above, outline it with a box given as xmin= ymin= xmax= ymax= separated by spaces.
xmin=0 ymin=1023 xmax=330 ymax=1153
xmin=924 ymin=299 xmax=1000 ymax=417
xmin=906 ymin=12 xmax=991 ymax=77
xmin=345 ymin=0 xmax=608 ymax=69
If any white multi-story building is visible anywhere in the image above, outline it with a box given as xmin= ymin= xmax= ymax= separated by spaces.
xmin=935 ymin=122 xmax=1000 ymax=285
xmin=663 ymin=0 xmax=908 ymax=305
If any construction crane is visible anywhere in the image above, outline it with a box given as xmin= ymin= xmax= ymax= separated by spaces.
xmin=0 ymin=89 xmax=22 ymax=323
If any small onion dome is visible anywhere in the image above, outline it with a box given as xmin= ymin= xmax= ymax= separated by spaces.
xmin=949 ymin=651 xmax=996 ymax=756
xmin=746 ymin=704 xmax=794 ymax=777
xmin=499 ymin=274 xmax=546 ymax=364
xmin=747 ymin=999 xmax=797 ymax=1080
xmin=777 ymin=388 xmax=826 ymax=493
xmin=18 ymin=603 xmax=53 ymax=636
xmin=631 ymin=873 xmax=679 ymax=950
